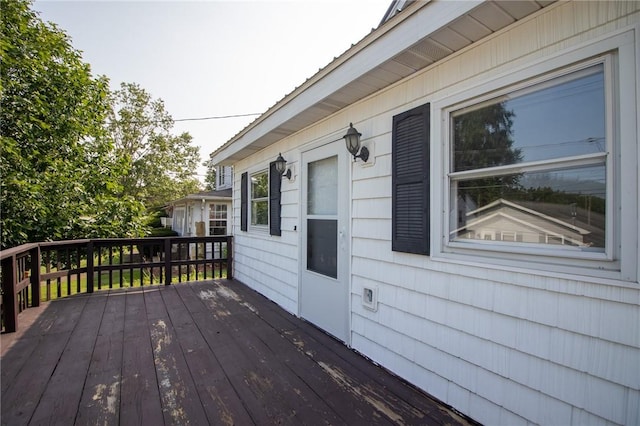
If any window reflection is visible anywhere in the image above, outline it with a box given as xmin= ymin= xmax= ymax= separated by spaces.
xmin=451 ymin=165 xmax=606 ymax=249
xmin=308 ymin=156 xmax=338 ymax=215
xmin=453 ymin=65 xmax=605 ymax=171
xmin=449 ymin=63 xmax=607 ymax=252
xmin=307 ymin=219 xmax=337 ymax=278
xmin=251 ymin=171 xmax=268 ymax=226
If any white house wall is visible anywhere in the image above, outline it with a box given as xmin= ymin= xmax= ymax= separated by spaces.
xmin=231 ymin=158 xmax=300 ymax=314
xmin=231 ymin=2 xmax=639 ymax=425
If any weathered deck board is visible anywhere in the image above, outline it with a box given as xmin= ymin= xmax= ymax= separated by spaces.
xmin=1 ymin=295 xmax=91 ymax=425
xmin=29 ymin=294 xmax=107 ymax=426
xmin=75 ymin=290 xmax=126 ymax=426
xmin=145 ymin=287 xmax=210 ymax=425
xmin=183 ymin=283 xmax=347 ymax=425
xmin=119 ymin=289 xmax=164 ymax=426
xmin=162 ymin=284 xmax=255 ymax=425
xmin=183 ymin=285 xmax=310 ymax=425
xmin=1 ymin=280 xmax=475 ymax=426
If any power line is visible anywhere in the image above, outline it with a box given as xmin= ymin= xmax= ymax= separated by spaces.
xmin=106 ymin=112 xmax=262 ymax=126
xmin=173 ymin=113 xmax=261 ymax=123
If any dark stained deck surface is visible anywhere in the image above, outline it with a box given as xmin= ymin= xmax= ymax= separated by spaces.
xmin=1 ymin=280 xmax=474 ymax=425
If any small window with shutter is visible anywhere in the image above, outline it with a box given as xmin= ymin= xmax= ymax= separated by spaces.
xmin=240 ymin=166 xmax=282 ymax=236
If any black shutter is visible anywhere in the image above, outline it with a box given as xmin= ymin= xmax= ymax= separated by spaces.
xmin=392 ymin=103 xmax=430 ymax=255
xmin=269 ymin=162 xmax=282 ymax=236
xmin=240 ymin=172 xmax=248 ymax=232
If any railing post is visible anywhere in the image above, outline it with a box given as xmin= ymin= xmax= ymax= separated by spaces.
xmin=226 ymin=236 xmax=233 ymax=280
xmin=30 ymin=246 xmax=41 ymax=307
xmin=1 ymin=255 xmax=18 ymax=332
xmin=86 ymin=241 xmax=94 ymax=294
xmin=164 ymin=238 xmax=172 ymax=286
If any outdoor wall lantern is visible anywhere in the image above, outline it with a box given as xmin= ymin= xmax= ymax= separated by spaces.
xmin=343 ymin=123 xmax=368 ymax=162
xmin=274 ymin=153 xmax=292 ymax=180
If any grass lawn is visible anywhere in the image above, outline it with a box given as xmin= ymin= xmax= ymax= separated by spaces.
xmin=38 ymin=266 xmax=227 ymax=302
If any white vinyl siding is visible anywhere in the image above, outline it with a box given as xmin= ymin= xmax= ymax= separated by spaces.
xmin=232 ymin=160 xmax=299 ymax=314
xmin=352 ymin=5 xmax=639 ymax=425
xmin=228 ymin=2 xmax=639 ymax=425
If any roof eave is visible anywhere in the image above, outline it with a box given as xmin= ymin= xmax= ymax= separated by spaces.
xmin=210 ymin=0 xmax=553 ymax=166
xmin=209 ymin=0 xmax=433 ymax=166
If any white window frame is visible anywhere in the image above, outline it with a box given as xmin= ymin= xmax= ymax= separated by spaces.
xmin=249 ymin=169 xmax=269 ymax=230
xmin=218 ymin=166 xmax=225 ymax=188
xmin=431 ymin=29 xmax=638 ymax=283
xmin=209 ymin=203 xmax=227 ymax=236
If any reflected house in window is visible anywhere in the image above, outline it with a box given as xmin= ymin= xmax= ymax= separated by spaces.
xmin=452 ymin=198 xmax=605 ymax=248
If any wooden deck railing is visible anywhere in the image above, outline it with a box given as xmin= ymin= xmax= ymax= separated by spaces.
xmin=0 ymin=236 xmax=233 ymax=333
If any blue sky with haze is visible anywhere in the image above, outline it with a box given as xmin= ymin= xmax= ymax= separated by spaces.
xmin=33 ymin=0 xmax=390 ymax=179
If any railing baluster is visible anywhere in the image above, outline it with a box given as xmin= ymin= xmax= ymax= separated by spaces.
xmin=45 ymin=249 xmax=51 ymax=301
xmin=164 ymin=238 xmax=172 ymax=286
xmin=1 ymin=254 xmax=17 ymax=332
xmin=86 ymin=241 xmax=94 ymax=294
xmin=129 ymin=243 xmax=133 ymax=288
xmin=118 ymin=245 xmax=123 ymax=288
xmin=75 ymin=247 xmax=81 ymax=294
xmin=56 ymin=250 xmax=62 ymax=298
xmin=97 ymin=246 xmax=102 ymax=290
xmin=227 ymin=236 xmax=233 ymax=279
xmin=65 ymin=248 xmax=70 ymax=296
xmin=30 ymin=245 xmax=41 ymax=306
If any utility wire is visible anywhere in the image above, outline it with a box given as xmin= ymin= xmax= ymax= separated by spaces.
xmin=173 ymin=113 xmax=261 ymax=122
xmin=106 ymin=112 xmax=262 ymax=126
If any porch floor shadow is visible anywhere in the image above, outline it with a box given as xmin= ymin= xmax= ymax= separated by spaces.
xmin=1 ymin=279 xmax=475 ymax=425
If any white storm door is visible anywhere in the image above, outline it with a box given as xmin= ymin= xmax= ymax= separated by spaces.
xmin=300 ymin=141 xmax=349 ymax=343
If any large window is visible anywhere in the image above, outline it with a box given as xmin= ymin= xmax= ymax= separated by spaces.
xmin=250 ymin=171 xmax=269 ymax=226
xmin=393 ymin=34 xmax=637 ymax=281
xmin=209 ymin=204 xmax=227 ymax=235
xmin=449 ymin=63 xmax=607 ymax=252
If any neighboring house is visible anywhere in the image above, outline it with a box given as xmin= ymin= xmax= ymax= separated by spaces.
xmin=210 ymin=2 xmax=639 ymax=425
xmin=169 ymin=188 xmax=232 ymax=237
xmin=168 ymin=165 xmax=233 ymax=237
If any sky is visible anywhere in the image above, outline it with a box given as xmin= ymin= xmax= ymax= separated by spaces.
xmin=32 ymin=0 xmax=392 ymax=181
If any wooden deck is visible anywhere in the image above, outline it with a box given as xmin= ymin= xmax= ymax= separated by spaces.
xmin=1 ymin=280 xmax=474 ymax=425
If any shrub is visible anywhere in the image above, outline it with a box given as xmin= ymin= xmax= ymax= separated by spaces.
xmin=147 ymin=227 xmax=179 ymax=237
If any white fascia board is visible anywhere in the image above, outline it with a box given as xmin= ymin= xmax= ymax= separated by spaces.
xmin=210 ymin=0 xmax=482 ymax=166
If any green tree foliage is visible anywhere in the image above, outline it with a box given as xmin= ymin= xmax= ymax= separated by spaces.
xmin=107 ymin=82 xmax=201 ymax=208
xmin=0 ymin=0 xmax=145 ymax=249
xmin=202 ymin=156 xmax=217 ymax=191
xmin=453 ymin=102 xmax=523 ymax=207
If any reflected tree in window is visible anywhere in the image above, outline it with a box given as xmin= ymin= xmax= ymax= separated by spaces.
xmin=251 ymin=172 xmax=269 ymax=226
xmin=453 ymin=102 xmax=523 ymax=207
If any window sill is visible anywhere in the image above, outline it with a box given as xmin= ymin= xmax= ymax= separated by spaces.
xmin=433 ymin=246 xmax=635 ymax=285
